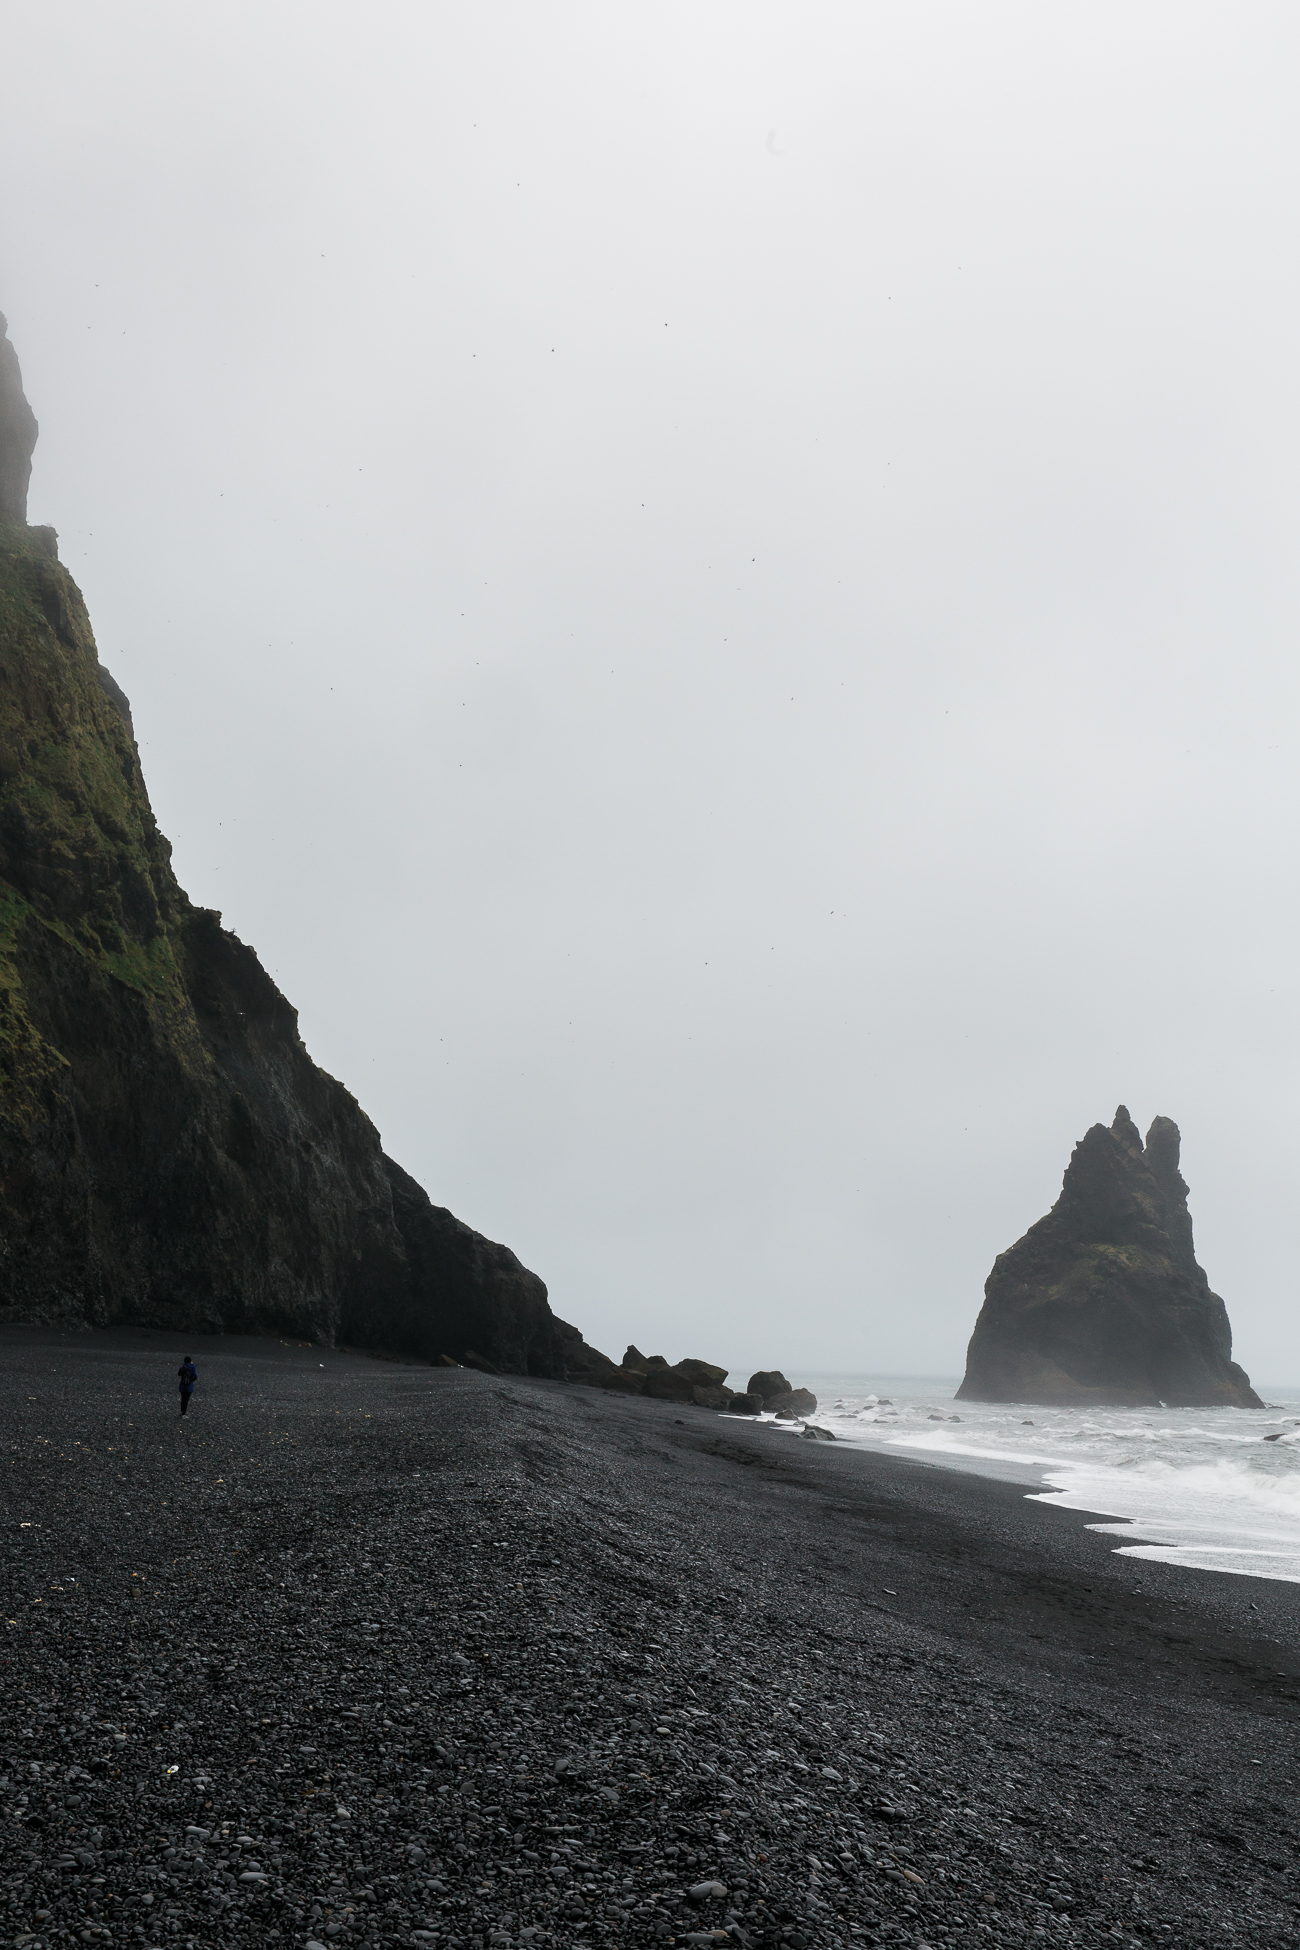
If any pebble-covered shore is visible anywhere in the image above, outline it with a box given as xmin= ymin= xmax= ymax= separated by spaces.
xmin=2 ymin=1328 xmax=1299 ymax=1950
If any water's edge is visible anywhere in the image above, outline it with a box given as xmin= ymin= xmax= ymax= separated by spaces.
xmin=755 ymin=1374 xmax=1300 ymax=1583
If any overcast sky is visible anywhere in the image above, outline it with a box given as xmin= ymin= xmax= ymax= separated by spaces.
xmin=4 ymin=4 xmax=1299 ymax=1383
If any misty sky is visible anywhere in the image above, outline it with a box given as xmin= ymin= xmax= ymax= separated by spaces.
xmin=4 ymin=4 xmax=1299 ymax=1382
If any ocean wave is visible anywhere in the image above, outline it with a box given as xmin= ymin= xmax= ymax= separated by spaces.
xmin=801 ymin=1377 xmax=1300 ymax=1583
xmin=1032 ymin=1454 xmax=1300 ymax=1581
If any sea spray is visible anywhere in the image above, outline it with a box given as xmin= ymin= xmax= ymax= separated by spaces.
xmin=758 ymin=1378 xmax=1300 ymax=1583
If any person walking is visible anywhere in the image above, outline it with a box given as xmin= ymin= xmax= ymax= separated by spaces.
xmin=178 ymin=1356 xmax=198 ymax=1417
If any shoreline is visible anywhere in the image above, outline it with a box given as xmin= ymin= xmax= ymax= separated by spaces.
xmin=3 ymin=1328 xmax=1299 ymax=1948
xmin=743 ymin=1414 xmax=1061 ymax=1492
xmin=773 ymin=1385 xmax=1300 ymax=1585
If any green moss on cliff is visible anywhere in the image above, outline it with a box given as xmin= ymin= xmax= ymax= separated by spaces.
xmin=0 ymin=527 xmax=200 ymax=1121
xmin=0 ymin=520 xmax=558 ymax=1365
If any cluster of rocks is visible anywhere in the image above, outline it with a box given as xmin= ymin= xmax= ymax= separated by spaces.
xmin=561 ymin=1336 xmax=817 ymax=1419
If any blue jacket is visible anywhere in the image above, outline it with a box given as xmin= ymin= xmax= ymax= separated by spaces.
xmin=178 ymin=1362 xmax=198 ymax=1392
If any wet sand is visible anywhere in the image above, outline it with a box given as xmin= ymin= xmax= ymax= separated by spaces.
xmin=2 ymin=1325 xmax=1299 ymax=1948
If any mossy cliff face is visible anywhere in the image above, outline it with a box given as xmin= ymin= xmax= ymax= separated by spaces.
xmin=957 ymin=1105 xmax=1261 ymax=1408
xmin=0 ymin=523 xmax=562 ymax=1370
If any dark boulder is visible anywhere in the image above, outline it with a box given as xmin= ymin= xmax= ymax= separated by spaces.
xmin=958 ymin=1106 xmax=1262 ymax=1408
xmin=748 ymin=1370 xmax=793 ymax=1405
xmin=691 ymin=1384 xmax=734 ymax=1409
xmin=645 ymin=1369 xmax=697 ymax=1404
xmin=601 ymin=1367 xmax=650 ymax=1394
xmin=625 ymin=1345 xmax=670 ymax=1370
xmin=766 ymin=1389 xmax=818 ymax=1417
xmin=460 ymin=1349 xmax=500 ymax=1375
xmin=673 ymin=1357 xmax=728 ymax=1386
xmin=727 ymin=1392 xmax=761 ymax=1415
xmin=555 ymin=1320 xmax=618 ymax=1384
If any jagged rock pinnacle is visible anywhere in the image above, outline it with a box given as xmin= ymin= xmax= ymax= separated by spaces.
xmin=0 ymin=314 xmax=39 ymax=527
xmin=957 ymin=1108 xmax=1261 ymax=1408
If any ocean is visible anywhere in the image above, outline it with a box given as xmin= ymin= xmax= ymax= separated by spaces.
xmin=765 ymin=1374 xmax=1300 ymax=1584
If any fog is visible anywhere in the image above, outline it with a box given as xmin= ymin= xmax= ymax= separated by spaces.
xmin=3 ymin=4 xmax=1298 ymax=1380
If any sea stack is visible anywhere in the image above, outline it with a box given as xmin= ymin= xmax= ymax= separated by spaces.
xmin=957 ymin=1106 xmax=1261 ymax=1408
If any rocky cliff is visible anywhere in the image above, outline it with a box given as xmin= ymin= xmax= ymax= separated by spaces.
xmin=957 ymin=1106 xmax=1261 ymax=1408
xmin=0 ymin=314 xmax=563 ymax=1371
xmin=0 ymin=315 xmax=37 ymax=527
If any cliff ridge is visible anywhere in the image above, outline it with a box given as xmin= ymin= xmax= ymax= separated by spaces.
xmin=0 ymin=314 xmax=561 ymax=1370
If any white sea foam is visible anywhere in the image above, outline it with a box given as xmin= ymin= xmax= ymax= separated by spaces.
xmin=758 ymin=1375 xmax=1300 ymax=1583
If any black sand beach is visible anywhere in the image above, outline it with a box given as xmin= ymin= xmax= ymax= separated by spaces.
xmin=2 ymin=1329 xmax=1299 ymax=1950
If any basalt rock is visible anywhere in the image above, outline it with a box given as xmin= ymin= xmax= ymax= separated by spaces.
xmin=691 ymin=1383 xmax=733 ymax=1410
xmin=567 ymin=1344 xmax=747 ymax=1408
xmin=0 ymin=314 xmax=38 ymax=526
xmin=957 ymin=1106 xmax=1262 ymax=1408
xmin=766 ymin=1388 xmax=818 ymax=1418
xmin=0 ymin=320 xmax=562 ymax=1374
xmin=748 ymin=1370 xmax=793 ymax=1405
xmin=674 ymin=1356 xmax=728 ymax=1388
xmin=563 ymin=1332 xmax=811 ymax=1415
xmin=600 ymin=1366 xmax=652 ymax=1394
xmin=555 ymin=1319 xmax=618 ymax=1384
xmin=459 ymin=1350 xmax=502 ymax=1376
xmin=624 ymin=1344 xmax=669 ymax=1370
xmin=645 ymin=1369 xmax=699 ymax=1404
